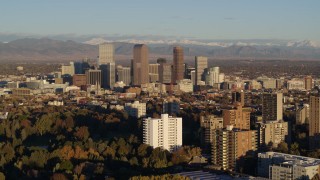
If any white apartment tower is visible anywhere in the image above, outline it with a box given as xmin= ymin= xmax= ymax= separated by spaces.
xmin=143 ymin=114 xmax=182 ymax=151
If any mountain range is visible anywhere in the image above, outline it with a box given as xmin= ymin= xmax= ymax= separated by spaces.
xmin=1 ymin=37 xmax=320 ymax=62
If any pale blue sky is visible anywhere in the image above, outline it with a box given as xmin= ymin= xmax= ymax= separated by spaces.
xmin=0 ymin=0 xmax=319 ymax=40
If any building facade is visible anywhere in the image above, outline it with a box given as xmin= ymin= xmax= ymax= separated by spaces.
xmin=163 ymin=99 xmax=180 ymax=115
xmin=172 ymin=46 xmax=184 ymax=83
xmin=124 ymin=101 xmax=146 ymax=118
xmin=205 ymin=67 xmax=220 ymax=86
xmin=116 ymin=65 xmax=131 ymax=86
xmin=262 ymin=92 xmax=283 ymax=122
xmin=223 ymin=103 xmax=251 ymax=130
xmin=73 ymin=74 xmax=87 ymax=87
xmin=143 ymin=114 xmax=182 ymax=151
xmin=178 ymin=79 xmax=193 ymax=93
xmin=258 ymin=152 xmax=320 ymax=179
xmin=159 ymin=63 xmax=172 ymax=84
xmin=287 ymin=79 xmax=305 ymax=90
xmin=85 ymin=69 xmax=101 ymax=86
xmin=133 ymin=44 xmax=149 ymax=85
xmin=296 ymin=104 xmax=309 ymax=125
xmin=257 ymin=77 xmax=277 ymax=89
xmin=309 ymin=95 xmax=320 ymax=150
xmin=211 ymin=126 xmax=257 ymax=171
xmin=61 ymin=62 xmax=75 ymax=76
xmin=195 ymin=56 xmax=208 ymax=85
xmin=232 ymin=91 xmax=245 ymax=107
xmin=100 ymin=62 xmax=115 ymax=89
xmin=305 ymin=76 xmax=313 ymax=90
xmin=99 ymin=43 xmax=114 ymax=65
xmin=149 ymin=63 xmax=159 ymax=83
xmin=257 ymin=121 xmax=288 ymax=147
xmin=200 ymin=115 xmax=223 ymax=152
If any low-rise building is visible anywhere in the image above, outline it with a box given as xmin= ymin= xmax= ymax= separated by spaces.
xmin=257 ymin=120 xmax=288 ymax=147
xmin=124 ymin=101 xmax=146 ymax=118
xmin=287 ymin=79 xmax=305 ymax=90
xmin=258 ymin=152 xmax=320 ymax=179
xmin=163 ymin=99 xmax=180 ymax=115
xmin=178 ymin=79 xmax=193 ymax=93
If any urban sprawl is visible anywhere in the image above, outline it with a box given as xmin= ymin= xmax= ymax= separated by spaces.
xmin=1 ymin=43 xmax=320 ymax=179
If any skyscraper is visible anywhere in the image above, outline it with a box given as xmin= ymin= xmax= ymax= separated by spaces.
xmin=262 ymin=92 xmax=283 ymax=122
xmin=191 ymin=70 xmax=196 ymax=85
xmin=159 ymin=63 xmax=172 ymax=84
xmin=133 ymin=44 xmax=149 ymax=85
xmin=116 ymin=65 xmax=131 ymax=86
xmin=195 ymin=56 xmax=208 ymax=85
xmin=99 ymin=43 xmax=114 ymax=65
xmin=172 ymin=46 xmax=184 ymax=83
xmin=149 ymin=63 xmax=159 ymax=82
xmin=74 ymin=61 xmax=90 ymax=74
xmin=305 ymin=76 xmax=313 ymax=90
xmin=309 ymin=95 xmax=320 ymax=150
xmin=85 ymin=69 xmax=101 ymax=86
xmin=100 ymin=63 xmax=115 ymax=89
xmin=205 ymin=67 xmax=220 ymax=86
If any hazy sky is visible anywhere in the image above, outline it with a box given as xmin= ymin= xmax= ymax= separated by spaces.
xmin=1 ymin=0 xmax=319 ymax=40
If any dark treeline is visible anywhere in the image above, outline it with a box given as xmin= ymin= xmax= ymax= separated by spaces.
xmin=0 ymin=104 xmax=200 ymax=179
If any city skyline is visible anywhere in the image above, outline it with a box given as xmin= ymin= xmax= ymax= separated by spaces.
xmin=1 ymin=0 xmax=320 ymax=41
xmin=1 ymin=1 xmax=320 ymax=179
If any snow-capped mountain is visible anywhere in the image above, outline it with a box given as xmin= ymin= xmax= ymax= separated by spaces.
xmin=83 ymin=37 xmax=320 ymax=48
xmin=286 ymin=40 xmax=320 ymax=48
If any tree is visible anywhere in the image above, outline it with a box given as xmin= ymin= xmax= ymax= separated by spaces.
xmin=102 ymin=147 xmax=116 ymax=159
xmin=59 ymin=145 xmax=75 ymax=160
xmin=290 ymin=143 xmax=300 ymax=155
xmin=59 ymin=160 xmax=74 ymax=171
xmin=35 ymin=115 xmax=53 ymax=135
xmin=137 ymin=144 xmax=149 ymax=157
xmin=148 ymin=148 xmax=168 ymax=168
xmin=74 ymin=126 xmax=90 ymax=141
xmin=0 ymin=172 xmax=5 ymax=180
xmin=0 ymin=143 xmax=15 ymax=167
xmin=129 ymin=157 xmax=139 ymax=166
xmin=28 ymin=150 xmax=48 ymax=168
xmin=275 ymin=142 xmax=289 ymax=153
xmin=50 ymin=173 xmax=68 ymax=180
xmin=171 ymin=146 xmax=201 ymax=165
